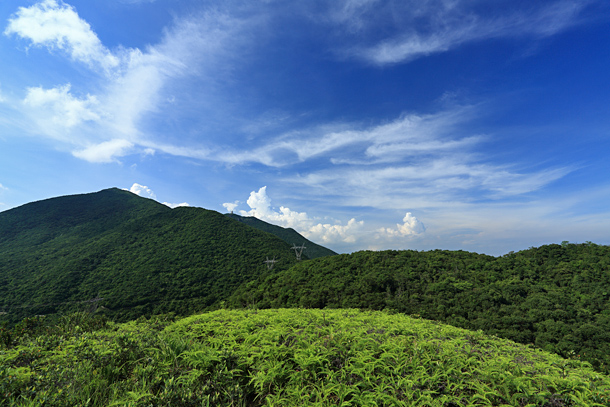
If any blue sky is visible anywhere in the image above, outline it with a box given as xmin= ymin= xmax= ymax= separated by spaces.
xmin=1 ymin=0 xmax=609 ymax=255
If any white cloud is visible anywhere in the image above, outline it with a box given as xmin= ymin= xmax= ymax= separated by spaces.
xmin=5 ymin=1 xmax=254 ymax=163
xmin=4 ymin=0 xmax=119 ymax=72
xmin=238 ymin=186 xmax=364 ymax=246
xmin=331 ymin=0 xmax=592 ymax=65
xmin=217 ymin=107 xmax=477 ymax=167
xmin=72 ymin=139 xmax=133 ymax=163
xmin=216 ymin=105 xmax=571 ymax=209
xmin=23 ymin=84 xmax=100 ymax=129
xmin=223 ymin=201 xmax=240 ymax=212
xmin=240 ymin=186 xmax=310 ymax=230
xmin=125 ymin=183 xmax=189 ymax=208
xmin=377 ymin=212 xmax=425 ymax=238
xmin=127 ymin=182 xmax=156 ymax=199
xmin=305 ymin=218 xmax=364 ymax=244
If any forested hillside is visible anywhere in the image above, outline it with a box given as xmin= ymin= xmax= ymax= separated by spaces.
xmin=3 ymin=188 xmax=610 ymax=377
xmin=229 ymin=243 xmax=610 ymax=373
xmin=0 ymin=189 xmax=305 ymax=323
xmin=225 ymin=213 xmax=337 ymax=259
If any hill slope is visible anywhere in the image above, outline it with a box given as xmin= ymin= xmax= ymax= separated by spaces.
xmin=225 ymin=213 xmax=337 ymax=259
xmin=0 ymin=188 xmax=302 ymax=323
xmin=3 ymin=308 xmax=609 ymax=406
xmin=229 ymin=245 xmax=610 ymax=373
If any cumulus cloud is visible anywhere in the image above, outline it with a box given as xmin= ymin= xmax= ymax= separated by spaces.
xmin=377 ymin=212 xmax=425 ymax=237
xmin=125 ymin=183 xmax=190 ymax=208
xmin=222 ymin=201 xmax=240 ymax=212
xmin=4 ymin=0 xmax=119 ymax=72
xmin=72 ymin=139 xmax=133 ymax=163
xmin=237 ymin=186 xmax=364 ymax=246
xmin=305 ymin=218 xmax=364 ymax=244
xmin=240 ymin=186 xmax=309 ymax=230
xmin=127 ymin=183 xmax=156 ymax=199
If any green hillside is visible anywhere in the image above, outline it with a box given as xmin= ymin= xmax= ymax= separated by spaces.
xmin=0 ymin=188 xmax=168 ymax=249
xmin=2 ymin=309 xmax=609 ymax=406
xmin=0 ymin=189 xmax=302 ymax=323
xmin=229 ymin=244 xmax=610 ymax=373
xmin=225 ymin=213 xmax=337 ymax=259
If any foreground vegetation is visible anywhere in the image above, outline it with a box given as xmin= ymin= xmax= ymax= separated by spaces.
xmin=2 ymin=309 xmax=610 ymax=406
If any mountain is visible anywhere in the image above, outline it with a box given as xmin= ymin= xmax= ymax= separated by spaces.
xmin=228 ymin=244 xmax=610 ymax=373
xmin=225 ymin=213 xmax=337 ymax=259
xmin=0 ymin=188 xmax=315 ymax=323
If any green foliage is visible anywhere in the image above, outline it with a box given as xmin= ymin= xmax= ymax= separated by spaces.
xmin=229 ymin=245 xmax=610 ymax=374
xmin=225 ymin=213 xmax=337 ymax=259
xmin=2 ymin=308 xmax=610 ymax=406
xmin=0 ymin=189 xmax=302 ymax=324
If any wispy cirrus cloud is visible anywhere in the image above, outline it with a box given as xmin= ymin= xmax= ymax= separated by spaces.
xmin=4 ymin=0 xmax=252 ymax=163
xmin=4 ymin=0 xmax=596 ymax=166
xmin=215 ymin=106 xmax=480 ymax=166
xmin=329 ymin=0 xmax=594 ymax=65
xmin=211 ymin=103 xmax=573 ymax=209
xmin=72 ymin=139 xmax=134 ymax=163
xmin=23 ymin=84 xmax=100 ymax=130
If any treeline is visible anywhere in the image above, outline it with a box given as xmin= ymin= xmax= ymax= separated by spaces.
xmin=229 ymin=242 xmax=610 ymax=373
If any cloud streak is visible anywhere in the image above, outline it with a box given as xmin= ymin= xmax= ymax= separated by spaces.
xmin=4 ymin=1 xmax=251 ymax=163
xmin=331 ymin=0 xmax=593 ymax=65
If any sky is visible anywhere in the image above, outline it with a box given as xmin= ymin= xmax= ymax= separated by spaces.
xmin=1 ymin=0 xmax=610 ymax=256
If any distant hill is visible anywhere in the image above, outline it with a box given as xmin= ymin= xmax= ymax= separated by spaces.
xmin=0 ymin=188 xmax=309 ymax=323
xmin=225 ymin=213 xmax=337 ymax=259
xmin=229 ymin=244 xmax=610 ymax=373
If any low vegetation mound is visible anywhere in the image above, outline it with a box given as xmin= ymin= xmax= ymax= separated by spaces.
xmin=2 ymin=309 xmax=609 ymax=406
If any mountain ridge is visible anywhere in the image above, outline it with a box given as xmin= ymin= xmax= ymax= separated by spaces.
xmin=0 ymin=188 xmax=334 ymax=323
xmin=225 ymin=212 xmax=337 ymax=259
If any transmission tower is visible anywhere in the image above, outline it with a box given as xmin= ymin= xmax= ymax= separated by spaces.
xmin=264 ymin=257 xmax=278 ymax=270
xmin=291 ymin=244 xmax=306 ymax=261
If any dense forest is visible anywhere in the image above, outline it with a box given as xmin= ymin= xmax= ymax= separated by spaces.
xmin=229 ymin=243 xmax=610 ymax=373
xmin=0 ymin=189 xmax=306 ymax=324
xmin=225 ymin=213 xmax=337 ymax=259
